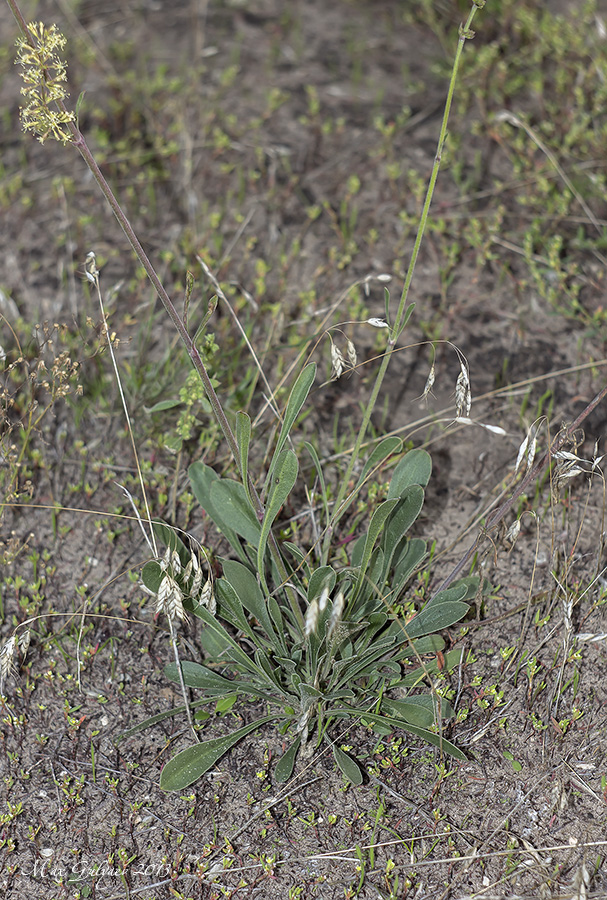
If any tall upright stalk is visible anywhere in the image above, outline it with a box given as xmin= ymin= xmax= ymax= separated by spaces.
xmin=323 ymin=3 xmax=485 ymax=560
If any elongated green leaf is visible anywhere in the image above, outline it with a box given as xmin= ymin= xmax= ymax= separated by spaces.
xmin=425 ymin=583 xmax=469 ymax=609
xmin=267 ymin=363 xmax=316 ymax=486
xmin=352 ymin=499 xmax=399 ymax=598
xmin=274 ymin=736 xmax=301 ymax=783
xmin=236 ymin=411 xmax=253 ymax=503
xmin=392 ymin=632 xmax=445 ymax=659
xmin=402 ymin=600 xmax=469 ymax=640
xmin=221 ymin=559 xmax=280 ymax=649
xmin=308 ymin=566 xmax=337 ymax=601
xmin=164 ymin=659 xmax=286 ymax=706
xmin=333 ymin=745 xmax=363 ymax=785
xmin=144 ymin=398 xmax=182 ymax=413
xmin=356 ymin=437 xmax=403 ymax=491
xmin=268 ymin=595 xmax=285 ymax=638
xmin=160 ymin=716 xmax=277 ymax=791
xmin=188 ymin=462 xmax=245 ymax=558
xmin=211 ymin=478 xmax=261 ymax=548
xmin=165 ymin=661 xmax=235 ymax=693
xmin=193 ymin=604 xmax=266 ymax=677
xmin=383 ymin=694 xmax=455 ymax=725
xmin=255 ymin=648 xmax=286 ymax=693
xmin=214 ymin=577 xmax=255 ymax=637
xmin=304 ymin=441 xmax=328 ymax=524
xmin=387 ymin=448 xmax=432 ymax=499
xmin=332 ymin=707 xmax=466 ymax=761
xmin=379 ymin=485 xmax=424 ymax=582
xmin=257 ymin=449 xmax=298 ymax=585
xmin=393 ymin=538 xmax=426 ymax=594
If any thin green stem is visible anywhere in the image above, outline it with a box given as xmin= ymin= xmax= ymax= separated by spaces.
xmin=323 ymin=3 xmax=483 ymax=558
xmin=7 ymin=0 xmax=297 ymax=614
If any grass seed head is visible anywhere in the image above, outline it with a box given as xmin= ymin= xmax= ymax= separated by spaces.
xmin=156 ymin=574 xmax=185 ymax=622
xmin=330 ymin=342 xmax=345 ymax=381
xmin=0 ymin=635 xmax=18 ymax=684
xmin=346 ymin=339 xmax=357 ymax=369
xmin=455 ymin=362 xmax=471 ymax=418
xmin=199 ymin=577 xmax=216 ymax=615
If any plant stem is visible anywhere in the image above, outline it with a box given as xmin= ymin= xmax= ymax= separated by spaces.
xmin=7 ymin=0 xmax=297 ymax=609
xmin=6 ymin=0 xmax=240 ymax=490
xmin=323 ymin=3 xmax=483 ymax=559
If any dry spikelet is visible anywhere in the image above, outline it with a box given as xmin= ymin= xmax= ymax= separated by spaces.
xmin=455 ymin=417 xmax=506 ymax=435
xmin=366 ymin=317 xmax=389 ymax=329
xmin=199 ymin=577 xmax=216 ymax=615
xmin=18 ymin=630 xmax=31 ymax=656
xmin=156 ymin=574 xmax=185 ymax=622
xmin=454 ymin=361 xmax=471 ymax=418
xmin=190 ymin=557 xmax=203 ymax=599
xmin=515 ymin=421 xmax=539 ymax=474
xmin=0 ymin=635 xmax=18 ymax=683
xmin=160 ymin=545 xmax=171 ymax=572
xmin=346 ymin=338 xmax=357 ymax=369
xmin=504 ymin=519 xmax=521 ymax=550
xmin=422 ymin=363 xmax=435 ymax=402
xmin=330 ymin=343 xmax=345 ymax=380
xmin=170 ymin=550 xmax=182 ymax=577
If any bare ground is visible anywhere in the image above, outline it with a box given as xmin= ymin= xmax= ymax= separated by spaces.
xmin=1 ymin=1 xmax=607 ymax=898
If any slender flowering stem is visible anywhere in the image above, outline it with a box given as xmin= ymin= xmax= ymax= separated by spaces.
xmin=323 ymin=2 xmax=484 ymax=560
xmin=8 ymin=1 xmax=298 ymax=613
xmin=7 ymin=0 xmax=242 ymax=485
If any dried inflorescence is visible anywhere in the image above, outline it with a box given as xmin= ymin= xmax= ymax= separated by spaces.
xmin=152 ymin=545 xmax=215 ymax=624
